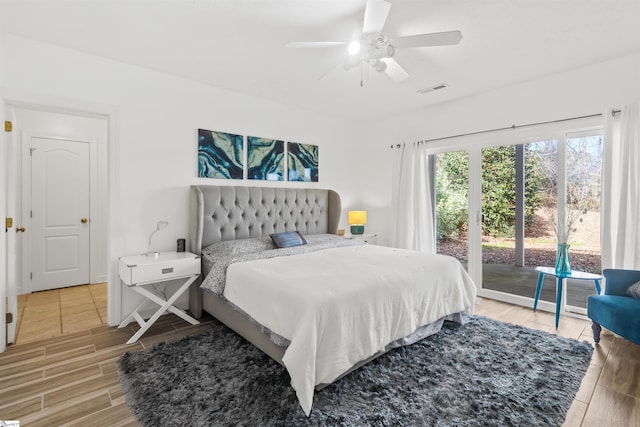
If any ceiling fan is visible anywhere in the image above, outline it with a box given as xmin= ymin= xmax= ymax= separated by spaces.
xmin=285 ymin=0 xmax=462 ymax=82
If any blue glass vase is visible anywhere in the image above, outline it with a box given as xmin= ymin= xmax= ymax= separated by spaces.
xmin=555 ymin=243 xmax=571 ymax=277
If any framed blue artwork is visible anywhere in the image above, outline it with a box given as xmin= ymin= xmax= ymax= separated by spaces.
xmin=288 ymin=142 xmax=318 ymax=182
xmin=247 ymin=136 xmax=284 ymax=181
xmin=198 ymin=129 xmax=244 ymax=179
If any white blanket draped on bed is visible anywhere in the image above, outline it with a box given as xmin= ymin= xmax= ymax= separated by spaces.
xmin=223 ymin=244 xmax=477 ymax=416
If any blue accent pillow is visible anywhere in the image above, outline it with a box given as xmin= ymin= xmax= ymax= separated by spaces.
xmin=626 ymin=281 xmax=640 ymax=299
xmin=270 ymin=231 xmax=307 ymax=248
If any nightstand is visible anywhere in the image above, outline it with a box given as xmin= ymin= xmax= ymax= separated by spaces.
xmin=344 ymin=233 xmax=377 ymax=244
xmin=118 ymin=251 xmax=201 ymax=344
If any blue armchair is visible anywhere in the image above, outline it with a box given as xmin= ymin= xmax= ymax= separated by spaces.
xmin=587 ymin=268 xmax=640 ymax=346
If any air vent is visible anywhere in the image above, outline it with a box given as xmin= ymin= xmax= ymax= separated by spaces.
xmin=417 ymin=83 xmax=448 ymax=94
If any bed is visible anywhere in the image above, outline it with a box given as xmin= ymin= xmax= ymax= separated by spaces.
xmin=188 ymin=185 xmax=476 ymax=416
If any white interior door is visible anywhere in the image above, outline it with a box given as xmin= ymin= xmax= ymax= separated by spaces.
xmin=30 ymin=137 xmax=90 ymax=291
xmin=16 ymin=106 xmax=108 ymax=296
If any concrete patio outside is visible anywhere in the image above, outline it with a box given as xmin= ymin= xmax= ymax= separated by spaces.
xmin=481 ymin=263 xmax=600 ymax=308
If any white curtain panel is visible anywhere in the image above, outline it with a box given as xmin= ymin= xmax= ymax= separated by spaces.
xmin=601 ymin=103 xmax=640 ymax=269
xmin=390 ymin=142 xmax=435 ymax=252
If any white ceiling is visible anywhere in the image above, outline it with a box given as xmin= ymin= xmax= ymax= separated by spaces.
xmin=2 ymin=0 xmax=640 ymax=121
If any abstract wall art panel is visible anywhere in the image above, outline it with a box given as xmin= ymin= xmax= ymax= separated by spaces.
xmin=198 ymin=129 xmax=244 ymax=179
xmin=288 ymin=142 xmax=318 ymax=182
xmin=247 ymin=136 xmax=284 ymax=181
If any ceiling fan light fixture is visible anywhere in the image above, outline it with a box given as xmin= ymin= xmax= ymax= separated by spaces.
xmin=386 ymin=44 xmax=395 ymax=58
xmin=371 ymin=58 xmax=387 ymax=72
xmin=344 ymin=55 xmax=361 ymax=70
xmin=348 ymin=40 xmax=361 ymax=55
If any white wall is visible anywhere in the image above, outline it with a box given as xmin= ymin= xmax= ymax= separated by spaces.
xmin=3 ymin=30 xmax=639 ymax=322
xmin=358 ymin=53 xmax=640 ymax=245
xmin=0 ymin=33 xmax=360 ymax=322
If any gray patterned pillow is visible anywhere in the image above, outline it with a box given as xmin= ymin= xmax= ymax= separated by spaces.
xmin=626 ymin=281 xmax=640 ymax=299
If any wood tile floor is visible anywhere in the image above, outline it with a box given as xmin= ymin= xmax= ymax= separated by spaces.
xmin=1 ymin=293 xmax=639 ymax=426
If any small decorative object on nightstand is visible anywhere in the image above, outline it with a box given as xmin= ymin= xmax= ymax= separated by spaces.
xmin=118 ymin=251 xmax=201 ymax=344
xmin=146 ymin=220 xmax=168 ymax=257
xmin=348 ymin=210 xmax=367 ymax=235
xmin=344 ymin=233 xmax=377 ymax=245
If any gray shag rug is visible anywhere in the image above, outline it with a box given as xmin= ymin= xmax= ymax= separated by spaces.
xmin=117 ymin=316 xmax=593 ymax=426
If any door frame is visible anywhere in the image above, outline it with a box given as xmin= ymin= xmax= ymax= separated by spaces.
xmin=1 ymin=89 xmax=121 ymax=351
xmin=1 ymin=99 xmax=7 ymax=351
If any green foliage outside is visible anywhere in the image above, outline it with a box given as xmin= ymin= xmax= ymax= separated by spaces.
xmin=436 ymin=151 xmax=468 ymax=240
xmin=436 ymin=146 xmax=546 ymax=239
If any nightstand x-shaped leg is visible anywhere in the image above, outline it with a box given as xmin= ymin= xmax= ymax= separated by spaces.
xmin=119 ymin=274 xmax=199 ymax=344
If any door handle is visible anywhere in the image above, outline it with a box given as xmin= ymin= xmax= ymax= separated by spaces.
xmin=81 ymin=218 xmax=88 ymax=224
xmin=16 ymin=227 xmax=25 ymax=233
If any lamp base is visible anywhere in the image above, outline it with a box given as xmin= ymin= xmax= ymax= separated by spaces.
xmin=350 ymin=225 xmax=364 ymax=235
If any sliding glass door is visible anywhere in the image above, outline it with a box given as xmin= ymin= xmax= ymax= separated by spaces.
xmin=480 ymin=143 xmax=554 ymax=301
xmin=478 ymin=132 xmax=602 ymax=312
xmin=431 ymin=120 xmax=603 ymax=316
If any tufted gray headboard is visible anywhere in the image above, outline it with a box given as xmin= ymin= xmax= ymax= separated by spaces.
xmin=188 ymin=185 xmax=341 ymax=318
xmin=189 ymin=185 xmax=341 ymax=255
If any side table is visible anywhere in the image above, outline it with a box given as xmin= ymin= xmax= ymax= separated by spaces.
xmin=533 ymin=266 xmax=602 ymax=329
xmin=118 ymin=251 xmax=201 ymax=344
xmin=343 ymin=233 xmax=377 ymax=244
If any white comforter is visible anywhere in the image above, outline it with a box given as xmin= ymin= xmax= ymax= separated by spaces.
xmin=223 ymin=244 xmax=477 ymax=416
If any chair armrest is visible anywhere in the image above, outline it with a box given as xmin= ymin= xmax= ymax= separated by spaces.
xmin=603 ymin=268 xmax=640 ymax=296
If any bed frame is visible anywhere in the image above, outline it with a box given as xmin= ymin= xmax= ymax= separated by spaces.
xmin=188 ymin=184 xmax=458 ymax=392
xmin=188 ymin=185 xmax=341 ymax=365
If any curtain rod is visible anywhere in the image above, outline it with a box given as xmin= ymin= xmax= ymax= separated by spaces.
xmin=390 ymin=109 xmax=622 ymax=148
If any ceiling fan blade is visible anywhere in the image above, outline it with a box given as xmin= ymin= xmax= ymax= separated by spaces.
xmin=285 ymin=41 xmax=345 ymax=48
xmin=392 ymin=30 xmax=463 ymax=48
xmin=381 ymin=58 xmax=409 ymax=82
xmin=362 ymin=0 xmax=391 ymax=34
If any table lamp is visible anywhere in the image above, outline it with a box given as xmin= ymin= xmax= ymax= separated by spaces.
xmin=348 ymin=211 xmax=367 ymax=235
xmin=147 ymin=220 xmax=168 ymax=257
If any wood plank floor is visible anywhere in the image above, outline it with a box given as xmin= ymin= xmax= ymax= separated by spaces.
xmin=1 ymin=297 xmax=639 ymax=426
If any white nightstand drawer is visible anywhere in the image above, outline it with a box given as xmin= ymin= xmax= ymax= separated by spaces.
xmin=119 ymin=252 xmax=200 ymax=286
